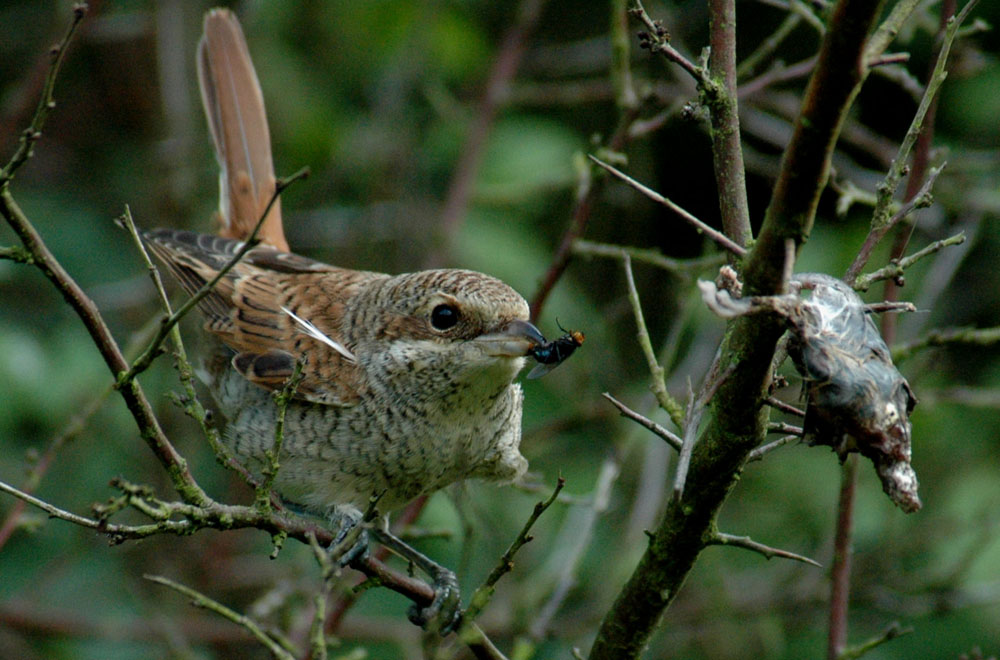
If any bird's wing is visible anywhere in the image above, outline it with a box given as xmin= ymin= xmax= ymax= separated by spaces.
xmin=144 ymin=229 xmax=377 ymax=406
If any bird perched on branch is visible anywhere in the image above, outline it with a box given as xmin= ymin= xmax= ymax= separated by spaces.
xmin=144 ymin=8 xmax=547 ymax=631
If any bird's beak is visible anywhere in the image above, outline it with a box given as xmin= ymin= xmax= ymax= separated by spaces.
xmin=476 ymin=319 xmax=546 ymax=358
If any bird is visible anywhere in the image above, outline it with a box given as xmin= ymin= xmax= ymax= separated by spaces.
xmin=143 ymin=8 xmax=546 ymax=631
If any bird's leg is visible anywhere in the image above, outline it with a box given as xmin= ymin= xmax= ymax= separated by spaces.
xmin=369 ymin=525 xmax=462 ymax=635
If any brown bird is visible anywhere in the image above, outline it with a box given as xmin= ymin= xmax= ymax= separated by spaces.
xmin=144 ymin=9 xmax=545 ymax=631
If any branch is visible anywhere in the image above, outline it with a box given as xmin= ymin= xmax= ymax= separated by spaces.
xmin=747 ymin=435 xmax=800 ymax=463
xmin=622 ymin=253 xmax=686 ymax=426
xmin=706 ymin=0 xmax=752 ymax=248
xmin=0 ymin=7 xmax=206 ymax=504
xmin=462 ymin=477 xmax=565 ymax=623
xmin=589 ymin=1 xmax=889 ymax=657
xmin=844 ymin=165 xmax=945 ymax=286
xmin=0 ymin=3 xmax=87 ymax=185
xmin=590 ymin=156 xmax=748 ymax=258
xmin=854 ymin=231 xmax=966 ymax=292
xmin=836 ymin=621 xmax=913 ymax=660
xmin=146 ymin=575 xmax=297 ymax=660
xmin=893 ymin=325 xmax=1000 ymax=363
xmin=603 ymin=393 xmax=682 ymax=451
xmin=709 ymin=532 xmax=821 ymax=567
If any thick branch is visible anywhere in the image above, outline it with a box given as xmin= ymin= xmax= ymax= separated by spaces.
xmin=588 ymin=2 xmax=887 ymax=657
xmin=707 ymin=0 xmax=751 ymax=248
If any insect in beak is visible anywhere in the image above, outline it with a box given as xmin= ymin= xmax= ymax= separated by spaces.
xmin=527 ymin=325 xmax=585 ymax=379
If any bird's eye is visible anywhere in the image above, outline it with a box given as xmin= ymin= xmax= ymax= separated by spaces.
xmin=430 ymin=304 xmax=459 ymax=330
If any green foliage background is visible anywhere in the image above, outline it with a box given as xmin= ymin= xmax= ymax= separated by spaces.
xmin=1 ymin=1 xmax=999 ymax=658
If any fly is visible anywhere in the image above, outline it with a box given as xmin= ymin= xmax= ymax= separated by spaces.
xmin=527 ymin=324 xmax=585 ymax=379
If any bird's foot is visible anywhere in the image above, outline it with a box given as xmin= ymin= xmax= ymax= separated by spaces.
xmin=327 ymin=512 xmax=370 ymax=567
xmin=407 ymin=566 xmax=461 ymax=634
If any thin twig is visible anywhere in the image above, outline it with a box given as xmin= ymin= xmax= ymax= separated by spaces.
xmin=622 ymin=253 xmax=686 ymax=425
xmin=530 ymin=106 xmax=642 ymax=320
xmin=529 ymin=457 xmax=619 ymax=641
xmin=736 ymin=11 xmax=802 ymax=79
xmin=768 ymin=421 xmax=803 ymax=436
xmin=764 ymin=396 xmax=805 ymax=418
xmin=590 ymin=156 xmax=748 ymax=258
xmin=893 ymin=325 xmax=1000 ymax=363
xmin=0 ymin=4 xmax=87 ymax=184
xmin=747 ymin=435 xmax=800 ymax=462
xmin=146 ymin=575 xmax=297 ymax=660
xmin=709 ymin=532 xmax=821 ymax=567
xmin=258 ymin=358 xmax=307 ymax=511
xmin=827 ymin=454 xmax=860 ymax=659
xmin=603 ymin=393 xmax=682 ymax=451
xmin=855 ymin=231 xmax=966 ymax=291
xmin=630 ymin=0 xmax=710 ymax=85
xmin=739 ymin=56 xmax=817 ymax=97
xmin=462 ymin=477 xmax=566 ymax=623
xmin=836 ymin=622 xmax=913 ymax=660
xmin=120 ymin=206 xmax=236 ymax=471
xmin=124 ymin=166 xmax=309 ymax=382
xmin=844 ymin=164 xmax=946 ymax=286
xmin=0 ymin=384 xmax=108 ymax=549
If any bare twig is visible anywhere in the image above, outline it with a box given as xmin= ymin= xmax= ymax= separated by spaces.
xmin=622 ymin=253 xmax=686 ymax=426
xmin=258 ymin=358 xmax=307 ymax=511
xmin=764 ymin=396 xmax=805 ymax=418
xmin=530 ymin=458 xmax=619 ymax=641
xmin=530 ymin=108 xmax=643 ymax=320
xmin=603 ymin=393 xmax=682 ymax=451
xmin=0 ymin=4 xmax=87 ymax=184
xmin=591 ymin=156 xmax=748 ymax=258
xmin=893 ymin=325 xmax=1000 ymax=363
xmin=747 ymin=435 xmax=800 ymax=462
xmin=146 ymin=574 xmax=297 ymax=660
xmin=709 ymin=532 xmax=821 ymax=567
xmin=0 ymin=385 xmax=108 ymax=549
xmin=855 ymin=231 xmax=966 ymax=291
xmin=768 ymin=421 xmax=803 ymax=436
xmin=630 ymin=0 xmax=709 ymax=84
xmin=739 ymin=56 xmax=817 ymax=98
xmin=462 ymin=477 xmax=565 ymax=623
xmin=736 ymin=11 xmax=802 ymax=79
xmin=844 ymin=165 xmax=946 ymax=286
xmin=124 ymin=167 xmax=309 ymax=383
xmin=827 ymin=454 xmax=860 ymax=660
xmin=836 ymin=621 xmax=913 ymax=660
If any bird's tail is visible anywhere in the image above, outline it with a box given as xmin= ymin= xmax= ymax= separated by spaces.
xmin=197 ymin=9 xmax=289 ymax=252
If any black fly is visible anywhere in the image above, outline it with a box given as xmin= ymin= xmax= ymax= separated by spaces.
xmin=527 ymin=324 xmax=585 ymax=379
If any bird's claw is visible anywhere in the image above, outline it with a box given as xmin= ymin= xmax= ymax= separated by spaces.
xmin=407 ymin=568 xmax=461 ymax=635
xmin=327 ymin=516 xmax=370 ymax=567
